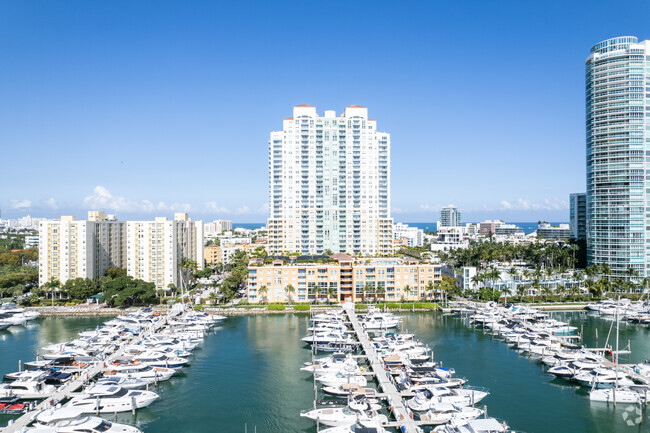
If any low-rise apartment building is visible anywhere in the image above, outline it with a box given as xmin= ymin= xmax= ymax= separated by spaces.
xmin=246 ymin=254 xmax=452 ymax=303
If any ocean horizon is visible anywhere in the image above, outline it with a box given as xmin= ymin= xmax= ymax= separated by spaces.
xmin=233 ymin=221 xmax=569 ymax=234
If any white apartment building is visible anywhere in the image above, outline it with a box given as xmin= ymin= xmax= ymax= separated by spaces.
xmin=204 ymin=219 xmax=232 ymax=236
xmin=267 ymin=105 xmax=393 ymax=256
xmin=38 ymin=212 xmax=126 ymax=286
xmin=394 ymin=223 xmax=424 ymax=247
xmin=126 ymin=213 xmax=204 ymax=290
xmin=440 ymin=206 xmax=461 ymax=228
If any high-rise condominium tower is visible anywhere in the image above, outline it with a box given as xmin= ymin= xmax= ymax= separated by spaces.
xmin=440 ymin=205 xmax=461 ymax=227
xmin=267 ymin=105 xmax=393 ymax=256
xmin=586 ymin=36 xmax=650 ymax=279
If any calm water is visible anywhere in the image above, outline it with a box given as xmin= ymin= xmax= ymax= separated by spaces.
xmin=1 ymin=312 xmax=650 ymax=432
xmin=233 ymin=222 xmax=569 ymax=234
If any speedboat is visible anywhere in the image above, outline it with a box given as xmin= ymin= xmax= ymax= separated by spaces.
xmin=67 ymin=385 xmax=159 ymax=413
xmin=0 ymin=378 xmax=56 ymax=399
xmin=35 ymin=407 xmax=142 ymax=432
xmin=433 ymin=418 xmax=510 ymax=432
xmin=95 ymin=376 xmax=150 ymax=390
xmin=104 ymin=362 xmax=176 ymax=382
xmin=407 ymin=387 xmax=488 ymax=411
xmin=318 ymin=420 xmax=390 ymax=433
xmin=131 ymin=351 xmax=189 ymax=369
xmin=574 ymin=367 xmax=635 ymax=389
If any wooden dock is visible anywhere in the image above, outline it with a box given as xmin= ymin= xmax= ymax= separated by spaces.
xmin=343 ymin=304 xmax=420 ymax=433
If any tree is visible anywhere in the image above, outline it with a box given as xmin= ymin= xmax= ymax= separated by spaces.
xmin=327 ymin=286 xmax=337 ymax=304
xmin=426 ymin=281 xmax=435 ymax=301
xmin=208 ymin=291 xmax=219 ymax=305
xmin=63 ymin=278 xmax=98 ymax=300
xmin=363 ymin=282 xmax=374 ymax=303
xmin=284 ymin=284 xmax=296 ymax=304
xmin=376 ymin=285 xmax=386 ymax=302
xmin=105 ymin=268 xmax=127 ymax=279
xmin=179 ymin=259 xmax=198 ymax=290
xmin=516 ymin=285 xmax=527 ymax=301
xmin=541 ymin=286 xmax=553 ymax=302
xmin=45 ymin=278 xmax=61 ymax=307
xmin=101 ymin=276 xmax=156 ymax=307
xmin=312 ymin=285 xmax=322 ymax=303
xmin=258 ymin=285 xmax=268 ymax=304
xmin=500 ymin=286 xmax=512 ymax=305
xmin=403 ymin=285 xmax=412 ymax=301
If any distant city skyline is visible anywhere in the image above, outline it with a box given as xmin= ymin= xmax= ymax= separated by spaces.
xmin=1 ymin=1 xmax=649 ymax=223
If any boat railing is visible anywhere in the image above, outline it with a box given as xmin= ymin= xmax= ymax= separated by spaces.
xmin=462 ymin=385 xmax=490 ymax=393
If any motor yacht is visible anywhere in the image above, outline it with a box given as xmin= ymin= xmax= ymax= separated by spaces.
xmin=67 ymin=385 xmax=159 ymax=413
xmin=35 ymin=407 xmax=142 ymax=432
xmin=589 ymin=387 xmax=645 ymax=403
xmin=574 ymin=367 xmax=635 ymax=389
xmin=421 ymin=403 xmax=484 ymax=424
xmin=407 ymin=387 xmax=488 ymax=411
xmin=318 ymin=420 xmax=389 ymax=433
xmin=315 ymin=371 xmax=368 ymax=387
xmin=0 ymin=378 xmax=57 ymax=399
xmin=300 ymin=401 xmax=388 ymax=427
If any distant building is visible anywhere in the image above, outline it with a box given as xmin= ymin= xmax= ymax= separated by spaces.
xmin=204 ymin=220 xmax=232 ymax=236
xmin=569 ymin=193 xmax=587 ymax=241
xmin=24 ymin=235 xmax=39 ymax=248
xmin=479 ymin=220 xmax=502 ymax=235
xmin=536 ymin=223 xmax=570 ymax=240
xmin=440 ymin=206 xmax=461 ymax=228
xmin=267 ymin=105 xmax=393 ymax=256
xmin=393 ymin=223 xmax=424 ymax=247
xmin=494 ymin=223 xmax=524 ymax=236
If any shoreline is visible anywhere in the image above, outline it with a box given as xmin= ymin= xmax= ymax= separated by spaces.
xmin=26 ymin=302 xmax=591 ymax=317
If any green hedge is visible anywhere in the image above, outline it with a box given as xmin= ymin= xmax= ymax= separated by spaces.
xmin=355 ymin=304 xmax=368 ymax=310
xmin=267 ymin=304 xmax=286 ymax=311
xmin=292 ymin=305 xmax=311 ymax=311
xmin=399 ymin=302 xmax=438 ymax=309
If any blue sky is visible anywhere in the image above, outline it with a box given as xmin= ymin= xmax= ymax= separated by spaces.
xmin=1 ymin=0 xmax=649 ymax=223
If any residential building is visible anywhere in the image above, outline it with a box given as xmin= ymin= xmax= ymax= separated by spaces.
xmin=479 ymin=220 xmax=502 ymax=235
xmin=586 ymin=36 xmax=650 ymax=279
xmin=569 ymin=193 xmax=587 ymax=241
xmin=440 ymin=206 xmax=461 ymax=228
xmin=393 ymin=223 xmax=424 ymax=248
xmin=494 ymin=223 xmax=524 ymax=236
xmin=246 ymin=255 xmax=452 ymax=303
xmin=126 ymin=213 xmax=204 ymax=290
xmin=204 ymin=219 xmax=232 ymax=236
xmin=267 ymin=105 xmax=393 ymax=256
xmin=204 ymin=245 xmax=223 ymax=265
xmin=38 ymin=212 xmax=126 ymax=286
xmin=24 ymin=236 xmax=39 ymax=248
xmin=535 ymin=223 xmax=570 ymax=240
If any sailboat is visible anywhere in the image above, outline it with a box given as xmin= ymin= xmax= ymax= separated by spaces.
xmin=590 ymin=297 xmax=644 ymax=404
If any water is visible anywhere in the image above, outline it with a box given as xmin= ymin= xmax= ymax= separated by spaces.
xmin=232 ymin=222 xmax=570 ymax=234
xmin=2 ymin=312 xmax=650 ymax=432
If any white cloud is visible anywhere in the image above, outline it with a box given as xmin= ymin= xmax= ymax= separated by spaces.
xmin=204 ymin=202 xmax=231 ymax=214
xmin=236 ymin=205 xmax=251 ymax=215
xmin=42 ymin=197 xmax=58 ymax=210
xmin=498 ymin=198 xmax=568 ymax=212
xmin=82 ymin=185 xmax=192 ymax=213
xmin=10 ymin=199 xmax=31 ymax=210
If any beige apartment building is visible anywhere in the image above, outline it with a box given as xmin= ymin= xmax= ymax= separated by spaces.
xmin=39 ymin=211 xmax=126 ymax=286
xmin=39 ymin=212 xmax=203 ymax=290
xmin=246 ymin=254 xmax=451 ymax=303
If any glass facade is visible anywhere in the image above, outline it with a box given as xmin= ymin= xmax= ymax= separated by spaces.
xmin=586 ymin=36 xmax=650 ymax=278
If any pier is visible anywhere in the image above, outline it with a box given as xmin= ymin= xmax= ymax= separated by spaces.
xmin=343 ymin=304 xmax=420 ymax=433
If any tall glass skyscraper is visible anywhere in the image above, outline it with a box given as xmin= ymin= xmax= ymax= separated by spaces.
xmin=586 ymin=36 xmax=650 ymax=279
xmin=267 ymin=105 xmax=393 ymax=256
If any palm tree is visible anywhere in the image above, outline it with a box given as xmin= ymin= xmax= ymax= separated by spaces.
xmin=284 ymin=284 xmax=295 ymax=304
xmin=500 ymin=286 xmax=512 ymax=305
xmin=600 ymin=262 xmax=612 ymax=279
xmin=364 ymin=283 xmax=374 ymax=303
xmin=516 ymin=285 xmax=527 ymax=302
xmin=403 ymin=285 xmax=412 ymax=301
xmin=328 ymin=286 xmax=337 ymax=304
xmin=45 ymin=278 xmax=61 ymax=307
xmin=258 ymin=285 xmax=268 ymax=304
xmin=426 ymin=281 xmax=435 ymax=301
xmin=541 ymin=286 xmax=553 ymax=302
xmin=312 ymin=284 xmax=321 ymax=304
xmin=556 ymin=284 xmax=566 ymax=300
xmin=376 ymin=286 xmax=386 ymax=302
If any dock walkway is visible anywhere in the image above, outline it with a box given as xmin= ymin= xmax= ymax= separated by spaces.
xmin=343 ymin=304 xmax=420 ymax=433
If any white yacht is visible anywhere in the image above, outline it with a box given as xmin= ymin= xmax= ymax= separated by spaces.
xmin=318 ymin=420 xmax=389 ymax=433
xmin=315 ymin=371 xmax=367 ymax=387
xmin=131 ymin=351 xmax=189 ymax=369
xmin=300 ymin=401 xmax=388 ymax=427
xmin=67 ymin=385 xmax=159 ymax=413
xmin=0 ymin=378 xmax=56 ymax=399
xmin=421 ymin=403 xmax=484 ymax=424
xmin=35 ymin=407 xmax=142 ymax=432
xmin=589 ymin=387 xmax=645 ymax=404
xmin=407 ymin=387 xmax=488 ymax=411
xmin=574 ymin=367 xmax=635 ymax=389
xmin=103 ymin=363 xmax=175 ymax=382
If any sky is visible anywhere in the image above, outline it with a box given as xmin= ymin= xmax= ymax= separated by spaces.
xmin=1 ymin=0 xmax=649 ymax=223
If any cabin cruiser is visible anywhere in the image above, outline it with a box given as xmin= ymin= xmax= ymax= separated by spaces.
xmin=421 ymin=403 xmax=484 ymax=424
xmin=315 ymin=371 xmax=368 ymax=387
xmin=574 ymin=367 xmax=635 ymax=389
xmin=302 ymin=331 xmax=355 ymax=345
xmin=433 ymin=418 xmax=510 ymax=433
xmin=67 ymin=385 xmax=159 ymax=413
xmin=321 ymin=383 xmax=379 ymax=398
xmin=407 ymin=387 xmax=489 ymax=411
xmin=301 ymin=354 xmax=359 ymax=375
xmin=95 ymin=376 xmax=150 ymax=390
xmin=103 ymin=362 xmax=175 ymax=382
xmin=0 ymin=378 xmax=57 ymax=399
xmin=35 ymin=407 xmax=142 ymax=432
xmin=319 ymin=420 xmax=390 ymax=433
xmin=300 ymin=399 xmax=388 ymax=427
xmin=131 ymin=351 xmax=189 ymax=369
xmin=589 ymin=387 xmax=647 ymax=403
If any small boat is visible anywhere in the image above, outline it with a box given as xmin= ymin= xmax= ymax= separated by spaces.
xmin=318 ymin=420 xmax=390 ymax=433
xmin=35 ymin=407 xmax=142 ymax=432
xmin=589 ymin=387 xmax=644 ymax=404
xmin=300 ymin=400 xmax=387 ymax=427
xmin=315 ymin=372 xmax=367 ymax=388
xmin=421 ymin=402 xmax=484 ymax=424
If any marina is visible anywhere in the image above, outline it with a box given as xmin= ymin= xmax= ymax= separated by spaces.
xmin=2 ymin=309 xmax=650 ymax=431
